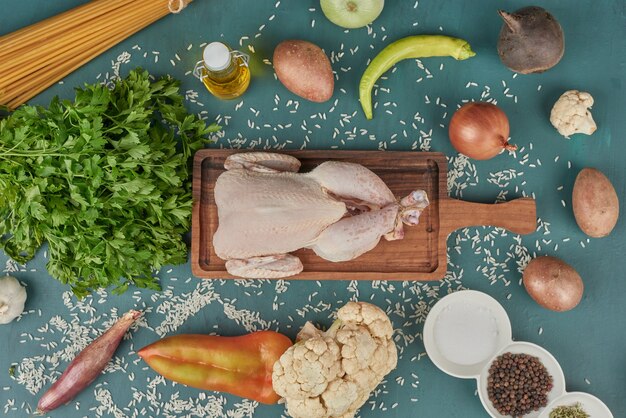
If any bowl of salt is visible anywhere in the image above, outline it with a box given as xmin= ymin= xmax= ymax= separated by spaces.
xmin=423 ymin=290 xmax=512 ymax=379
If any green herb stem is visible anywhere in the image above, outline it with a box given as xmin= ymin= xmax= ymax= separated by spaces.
xmin=549 ymin=403 xmax=590 ymax=418
xmin=0 ymin=68 xmax=220 ymax=297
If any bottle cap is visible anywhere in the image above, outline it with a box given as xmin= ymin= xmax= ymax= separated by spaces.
xmin=203 ymin=42 xmax=231 ymax=71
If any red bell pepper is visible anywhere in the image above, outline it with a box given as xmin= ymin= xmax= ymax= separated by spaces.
xmin=137 ymin=331 xmax=292 ymax=404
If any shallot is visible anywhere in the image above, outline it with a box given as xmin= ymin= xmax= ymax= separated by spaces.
xmin=36 ymin=310 xmax=141 ymax=413
xmin=449 ymin=102 xmax=516 ymax=160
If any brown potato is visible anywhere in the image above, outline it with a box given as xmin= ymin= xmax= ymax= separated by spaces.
xmin=572 ymin=168 xmax=619 ymax=238
xmin=273 ymin=40 xmax=334 ymax=103
xmin=523 ymin=256 xmax=583 ymax=312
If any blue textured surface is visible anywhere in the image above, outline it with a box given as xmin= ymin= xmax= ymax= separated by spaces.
xmin=1 ymin=1 xmax=625 ymax=417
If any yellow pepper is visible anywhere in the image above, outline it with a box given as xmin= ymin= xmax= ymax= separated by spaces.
xmin=138 ymin=331 xmax=293 ymax=404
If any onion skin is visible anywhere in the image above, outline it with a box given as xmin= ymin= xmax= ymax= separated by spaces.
xmin=36 ymin=310 xmax=141 ymax=413
xmin=449 ymin=102 xmax=516 ymax=160
xmin=523 ymin=256 xmax=583 ymax=312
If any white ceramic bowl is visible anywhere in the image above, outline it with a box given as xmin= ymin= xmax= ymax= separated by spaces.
xmin=477 ymin=341 xmax=566 ymax=418
xmin=423 ymin=290 xmax=512 ymax=378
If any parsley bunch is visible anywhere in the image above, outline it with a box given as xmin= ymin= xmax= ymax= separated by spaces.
xmin=0 ymin=69 xmax=220 ymax=297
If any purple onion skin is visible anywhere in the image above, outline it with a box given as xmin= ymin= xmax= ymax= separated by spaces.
xmin=36 ymin=310 xmax=141 ymax=413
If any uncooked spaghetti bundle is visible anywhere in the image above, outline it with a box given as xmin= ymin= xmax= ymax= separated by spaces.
xmin=0 ymin=0 xmax=192 ymax=109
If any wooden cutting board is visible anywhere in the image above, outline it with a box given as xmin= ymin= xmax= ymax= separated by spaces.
xmin=191 ymin=150 xmax=536 ymax=280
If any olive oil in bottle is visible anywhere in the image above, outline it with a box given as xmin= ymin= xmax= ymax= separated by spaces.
xmin=193 ymin=42 xmax=250 ymax=100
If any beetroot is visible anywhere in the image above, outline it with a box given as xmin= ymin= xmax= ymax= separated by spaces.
xmin=497 ymin=6 xmax=565 ymax=74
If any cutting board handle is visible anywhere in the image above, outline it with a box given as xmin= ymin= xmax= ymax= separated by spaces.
xmin=440 ymin=198 xmax=537 ymax=235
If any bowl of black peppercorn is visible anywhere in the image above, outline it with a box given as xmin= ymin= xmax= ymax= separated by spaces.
xmin=478 ymin=341 xmax=566 ymax=418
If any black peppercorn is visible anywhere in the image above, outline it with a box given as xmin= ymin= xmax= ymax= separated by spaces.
xmin=487 ymin=352 xmax=553 ymax=417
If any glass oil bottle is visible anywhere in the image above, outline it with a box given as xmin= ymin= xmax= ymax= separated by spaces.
xmin=193 ymin=42 xmax=250 ymax=100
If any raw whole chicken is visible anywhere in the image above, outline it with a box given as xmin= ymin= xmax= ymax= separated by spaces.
xmin=213 ymin=152 xmax=429 ymax=278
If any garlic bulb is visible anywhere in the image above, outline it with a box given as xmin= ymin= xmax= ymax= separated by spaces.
xmin=0 ymin=276 xmax=27 ymax=324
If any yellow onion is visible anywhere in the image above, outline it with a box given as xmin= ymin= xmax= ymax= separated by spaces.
xmin=449 ymin=102 xmax=516 ymax=160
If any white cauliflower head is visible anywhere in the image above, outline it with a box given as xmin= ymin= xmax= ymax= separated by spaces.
xmin=550 ymin=90 xmax=597 ymax=138
xmin=272 ymin=302 xmax=397 ymax=418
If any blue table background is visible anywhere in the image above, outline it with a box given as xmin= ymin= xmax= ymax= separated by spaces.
xmin=1 ymin=0 xmax=625 ymax=417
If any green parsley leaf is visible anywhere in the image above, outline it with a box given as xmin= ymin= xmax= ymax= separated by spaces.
xmin=0 ymin=68 xmax=220 ymax=297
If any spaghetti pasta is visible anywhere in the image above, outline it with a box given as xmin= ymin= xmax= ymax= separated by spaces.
xmin=0 ymin=0 xmax=192 ymax=109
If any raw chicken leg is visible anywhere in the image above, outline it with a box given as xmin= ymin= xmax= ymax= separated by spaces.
xmin=309 ymin=161 xmax=396 ymax=208
xmin=212 ymin=152 xmax=429 ymax=278
xmin=309 ymin=204 xmax=400 ymax=262
xmin=225 ymin=255 xmax=304 ymax=279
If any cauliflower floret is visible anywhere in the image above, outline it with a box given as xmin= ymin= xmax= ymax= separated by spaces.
xmin=272 ymin=336 xmax=342 ymax=400
xmin=550 ymin=90 xmax=597 ymax=138
xmin=272 ymin=302 xmax=397 ymax=418
xmin=321 ymin=380 xmax=359 ymax=416
xmin=284 ymin=397 xmax=328 ymax=418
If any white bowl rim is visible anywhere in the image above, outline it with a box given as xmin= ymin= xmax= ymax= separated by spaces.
xmin=538 ymin=391 xmax=614 ymax=418
xmin=477 ymin=341 xmax=567 ymax=418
